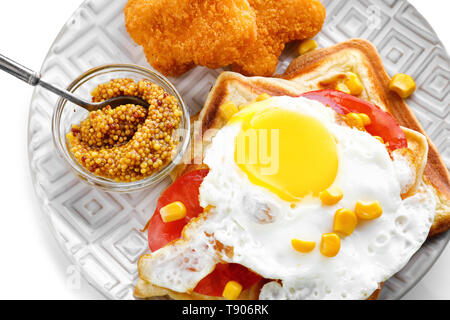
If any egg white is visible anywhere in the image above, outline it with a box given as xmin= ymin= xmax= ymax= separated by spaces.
xmin=142 ymin=96 xmax=436 ymax=300
xmin=199 ymin=96 xmax=435 ymax=299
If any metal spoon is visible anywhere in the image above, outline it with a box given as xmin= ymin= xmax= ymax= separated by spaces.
xmin=0 ymin=54 xmax=149 ymax=112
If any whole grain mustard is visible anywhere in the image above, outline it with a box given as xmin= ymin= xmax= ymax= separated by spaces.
xmin=67 ymin=78 xmax=182 ymax=182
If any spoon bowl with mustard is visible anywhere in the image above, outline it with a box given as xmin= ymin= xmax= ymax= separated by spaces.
xmin=4 ymin=54 xmax=191 ymax=192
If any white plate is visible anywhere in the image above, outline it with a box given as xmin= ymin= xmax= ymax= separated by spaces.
xmin=28 ymin=0 xmax=450 ymax=300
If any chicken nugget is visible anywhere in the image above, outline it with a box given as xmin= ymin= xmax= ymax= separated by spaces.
xmin=125 ymin=0 xmax=257 ymax=76
xmin=232 ymin=0 xmax=326 ymax=76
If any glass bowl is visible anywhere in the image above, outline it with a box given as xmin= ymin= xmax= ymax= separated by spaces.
xmin=52 ymin=64 xmax=190 ymax=192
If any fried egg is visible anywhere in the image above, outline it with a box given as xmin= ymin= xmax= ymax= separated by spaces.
xmin=139 ymin=96 xmax=436 ymax=300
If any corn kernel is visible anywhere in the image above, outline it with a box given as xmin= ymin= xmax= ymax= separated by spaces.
xmin=160 ymin=201 xmax=187 ymax=223
xmin=220 ymin=102 xmax=238 ymax=122
xmin=389 ymin=73 xmax=416 ymax=98
xmin=291 ymin=239 xmax=316 ymax=253
xmin=299 ymin=39 xmax=318 ymax=55
xmin=345 ymin=113 xmax=364 ymax=129
xmin=334 ymin=208 xmax=358 ymax=236
xmin=319 ymin=187 xmax=344 ymax=206
xmin=355 ymin=200 xmax=383 ymax=220
xmin=358 ymin=113 xmax=371 ymax=126
xmin=345 ymin=72 xmax=364 ymax=96
xmin=255 ymin=93 xmax=271 ymax=102
xmin=374 ymin=136 xmax=384 ymax=144
xmin=320 ymin=233 xmax=341 ymax=258
xmin=222 ymin=281 xmax=243 ymax=300
xmin=335 ymin=83 xmax=351 ymax=94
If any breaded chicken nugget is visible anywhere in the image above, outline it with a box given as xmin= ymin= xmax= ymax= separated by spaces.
xmin=232 ymin=0 xmax=326 ymax=76
xmin=125 ymin=0 xmax=257 ymax=76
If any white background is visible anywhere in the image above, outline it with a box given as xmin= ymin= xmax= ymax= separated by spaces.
xmin=0 ymin=0 xmax=448 ymax=300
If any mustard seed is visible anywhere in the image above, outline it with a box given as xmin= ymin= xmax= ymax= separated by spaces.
xmin=67 ymin=78 xmax=182 ymax=182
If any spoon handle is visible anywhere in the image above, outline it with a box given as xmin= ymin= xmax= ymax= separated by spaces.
xmin=0 ymin=53 xmax=92 ymax=109
xmin=38 ymin=78 xmax=92 ymax=109
xmin=0 ymin=53 xmax=40 ymax=85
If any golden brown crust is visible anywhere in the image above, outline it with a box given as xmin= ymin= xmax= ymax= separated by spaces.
xmin=367 ymin=284 xmax=383 ymax=300
xmin=124 ymin=0 xmax=258 ymax=76
xmin=232 ymin=0 xmax=326 ymax=76
xmin=125 ymin=0 xmax=325 ymax=77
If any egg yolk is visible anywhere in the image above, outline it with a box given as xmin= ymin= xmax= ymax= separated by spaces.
xmin=233 ymin=102 xmax=338 ymax=202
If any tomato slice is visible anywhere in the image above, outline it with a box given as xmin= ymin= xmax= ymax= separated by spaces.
xmin=147 ymin=169 xmax=262 ymax=297
xmin=147 ymin=169 xmax=209 ymax=252
xmin=194 ymin=263 xmax=262 ymax=297
xmin=300 ymin=90 xmax=407 ymax=151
